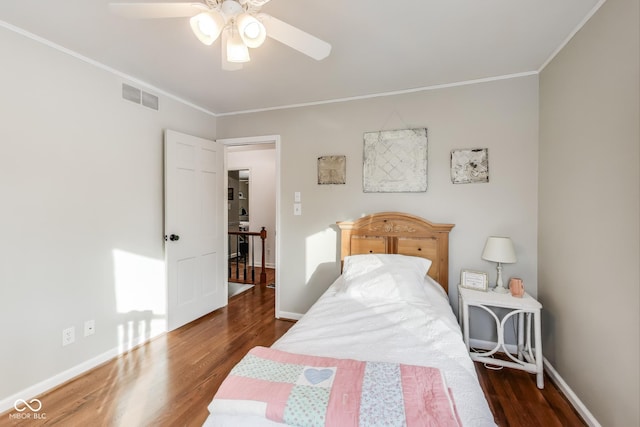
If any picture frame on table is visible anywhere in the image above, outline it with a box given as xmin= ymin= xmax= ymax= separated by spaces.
xmin=460 ymin=270 xmax=489 ymax=291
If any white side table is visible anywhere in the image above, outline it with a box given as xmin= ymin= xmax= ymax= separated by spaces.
xmin=458 ymin=285 xmax=544 ymax=389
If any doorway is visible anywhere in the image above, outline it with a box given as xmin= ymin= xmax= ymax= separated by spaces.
xmin=220 ymin=135 xmax=281 ymax=316
xmin=227 ymin=169 xmax=250 ymax=245
xmin=227 ymin=168 xmax=252 ymax=297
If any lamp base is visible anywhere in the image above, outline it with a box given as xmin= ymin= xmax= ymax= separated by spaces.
xmin=492 ymin=263 xmax=509 ymax=293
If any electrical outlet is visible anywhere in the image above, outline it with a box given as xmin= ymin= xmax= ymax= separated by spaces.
xmin=84 ymin=320 xmax=95 ymax=337
xmin=62 ymin=327 xmax=75 ymax=346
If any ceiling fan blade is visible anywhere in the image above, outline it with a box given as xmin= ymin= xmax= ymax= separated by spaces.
xmin=221 ymin=29 xmax=243 ymax=71
xmin=244 ymin=0 xmax=272 ymax=8
xmin=109 ymin=2 xmax=208 ymax=19
xmin=260 ymin=14 xmax=331 ymax=61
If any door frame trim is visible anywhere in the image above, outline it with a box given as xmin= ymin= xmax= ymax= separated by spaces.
xmin=218 ymin=135 xmax=281 ymax=318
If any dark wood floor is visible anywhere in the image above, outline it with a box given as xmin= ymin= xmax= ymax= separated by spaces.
xmin=1 ymin=273 xmax=585 ymax=426
xmin=474 ymin=357 xmax=586 ymax=426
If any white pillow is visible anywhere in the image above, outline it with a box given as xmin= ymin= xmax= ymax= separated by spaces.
xmin=340 ymin=254 xmax=433 ymax=303
xmin=343 ymin=254 xmax=432 ymax=280
xmin=423 ymin=274 xmax=448 ymax=300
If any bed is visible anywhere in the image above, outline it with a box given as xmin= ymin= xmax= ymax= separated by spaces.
xmin=203 ymin=212 xmax=496 ymax=427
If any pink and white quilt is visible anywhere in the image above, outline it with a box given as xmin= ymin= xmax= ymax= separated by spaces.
xmin=210 ymin=346 xmax=461 ymax=427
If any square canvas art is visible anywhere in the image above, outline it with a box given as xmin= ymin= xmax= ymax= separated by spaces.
xmin=318 ymin=155 xmax=346 ymax=185
xmin=363 ymin=128 xmax=428 ymax=192
xmin=450 ymin=148 xmax=489 ymax=184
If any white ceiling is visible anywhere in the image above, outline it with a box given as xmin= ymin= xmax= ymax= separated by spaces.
xmin=0 ymin=0 xmax=601 ymax=115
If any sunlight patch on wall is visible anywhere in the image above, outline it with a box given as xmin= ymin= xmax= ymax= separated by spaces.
xmin=304 ymin=228 xmax=337 ymax=283
xmin=113 ymin=249 xmax=166 ymax=351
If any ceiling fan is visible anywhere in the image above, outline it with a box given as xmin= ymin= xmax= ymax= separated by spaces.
xmin=109 ymin=0 xmax=332 ymax=70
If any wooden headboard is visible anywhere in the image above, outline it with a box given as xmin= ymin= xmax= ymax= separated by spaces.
xmin=336 ymin=212 xmax=455 ymax=292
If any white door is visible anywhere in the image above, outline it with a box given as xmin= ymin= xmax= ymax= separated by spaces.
xmin=165 ymin=129 xmax=226 ymax=331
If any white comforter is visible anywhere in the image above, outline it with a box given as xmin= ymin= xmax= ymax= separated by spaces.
xmin=204 ymin=276 xmax=496 ymax=426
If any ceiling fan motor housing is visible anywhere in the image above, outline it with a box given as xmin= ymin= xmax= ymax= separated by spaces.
xmin=221 ymin=0 xmax=244 ymax=18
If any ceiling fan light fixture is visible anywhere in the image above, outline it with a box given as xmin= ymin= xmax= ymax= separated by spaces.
xmin=227 ymin=31 xmax=250 ymax=62
xmin=110 ymin=0 xmax=332 ymax=70
xmin=236 ymin=13 xmax=266 ymax=48
xmin=189 ymin=12 xmax=225 ymax=45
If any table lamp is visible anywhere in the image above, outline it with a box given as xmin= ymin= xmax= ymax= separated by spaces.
xmin=481 ymin=236 xmax=517 ymax=293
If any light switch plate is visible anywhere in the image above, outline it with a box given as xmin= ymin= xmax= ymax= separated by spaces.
xmin=294 ymin=192 xmax=301 ymax=202
xmin=293 ymin=203 xmax=302 ymax=216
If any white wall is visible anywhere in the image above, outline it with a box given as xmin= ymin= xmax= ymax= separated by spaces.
xmin=0 ymin=26 xmax=216 ymax=404
xmin=217 ymin=76 xmax=539 ymax=323
xmin=539 ymin=0 xmax=640 ymax=425
xmin=227 ymin=145 xmax=277 ymax=267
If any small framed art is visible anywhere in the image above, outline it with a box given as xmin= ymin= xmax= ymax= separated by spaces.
xmin=318 ymin=155 xmax=346 ymax=185
xmin=451 ymin=148 xmax=489 ymax=184
xmin=460 ymin=270 xmax=489 ymax=291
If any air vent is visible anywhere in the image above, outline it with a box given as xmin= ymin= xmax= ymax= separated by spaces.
xmin=122 ymin=83 xmax=159 ymax=111
xmin=141 ymin=91 xmax=159 ymax=110
xmin=122 ymin=83 xmax=141 ymax=104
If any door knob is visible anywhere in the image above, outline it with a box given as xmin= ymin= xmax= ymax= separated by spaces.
xmin=165 ymin=234 xmax=180 ymax=241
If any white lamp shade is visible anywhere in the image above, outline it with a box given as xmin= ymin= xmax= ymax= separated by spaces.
xmin=236 ymin=13 xmax=266 ymax=48
xmin=481 ymin=236 xmax=517 ymax=263
xmin=227 ymin=31 xmax=250 ymax=62
xmin=190 ymin=12 xmax=225 ymax=45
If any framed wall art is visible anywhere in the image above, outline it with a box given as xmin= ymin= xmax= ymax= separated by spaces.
xmin=318 ymin=155 xmax=346 ymax=185
xmin=451 ymin=148 xmax=489 ymax=184
xmin=363 ymin=128 xmax=428 ymax=192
